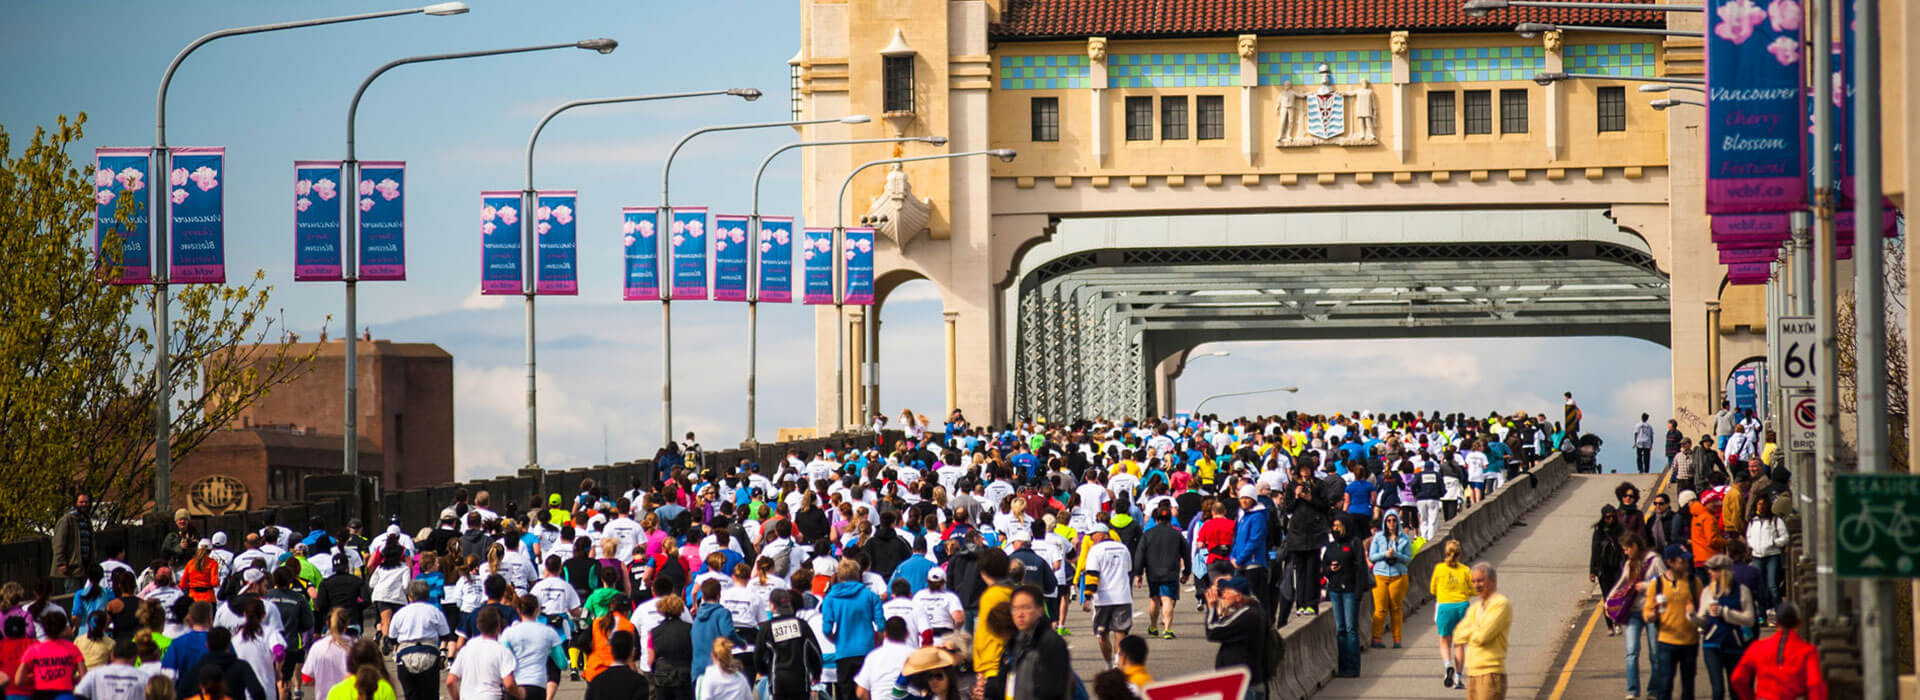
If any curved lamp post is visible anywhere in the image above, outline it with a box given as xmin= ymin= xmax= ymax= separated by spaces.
xmin=1193 ymin=386 xmax=1299 ymax=416
xmin=147 ymin=2 xmax=470 ymax=510
xmin=341 ymin=37 xmax=617 ymax=478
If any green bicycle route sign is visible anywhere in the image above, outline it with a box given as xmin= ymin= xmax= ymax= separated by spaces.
xmin=1835 ymin=474 xmax=1920 ymax=578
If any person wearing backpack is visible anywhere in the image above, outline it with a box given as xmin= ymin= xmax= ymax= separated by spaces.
xmin=1690 ymin=555 xmax=1754 ymax=700
xmin=1644 ymin=545 xmax=1700 ymax=700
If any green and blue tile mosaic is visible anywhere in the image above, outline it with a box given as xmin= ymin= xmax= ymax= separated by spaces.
xmin=1565 ymin=43 xmax=1657 ymax=78
xmin=1104 ymin=53 xmax=1240 ymax=88
xmin=1255 ymin=50 xmax=1392 ymax=87
xmin=998 ymin=55 xmax=1090 ymax=90
xmin=1408 ymin=46 xmax=1545 ymax=83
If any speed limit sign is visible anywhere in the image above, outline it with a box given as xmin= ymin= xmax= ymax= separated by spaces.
xmin=1778 ymin=316 xmax=1816 ymax=389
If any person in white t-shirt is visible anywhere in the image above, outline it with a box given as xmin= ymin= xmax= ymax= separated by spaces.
xmin=499 ymin=595 xmax=566 ymax=700
xmin=74 ymin=641 xmax=155 ymax=700
xmin=851 ymin=619 xmax=915 ymax=700
xmin=445 ymin=607 xmax=518 ymax=700
xmin=1079 ymin=525 xmax=1135 ymax=668
xmin=910 ymin=568 xmax=964 ymax=646
xmin=879 ymin=579 xmax=920 ymax=648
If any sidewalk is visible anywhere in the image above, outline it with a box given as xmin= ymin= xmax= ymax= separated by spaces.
xmin=1316 ymin=473 xmax=1658 ymax=699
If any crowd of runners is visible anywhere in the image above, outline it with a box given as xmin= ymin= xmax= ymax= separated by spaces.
xmin=0 ymin=402 xmax=1823 ymax=700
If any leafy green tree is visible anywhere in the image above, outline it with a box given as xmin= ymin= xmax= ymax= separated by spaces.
xmin=0 ymin=114 xmax=318 ymax=538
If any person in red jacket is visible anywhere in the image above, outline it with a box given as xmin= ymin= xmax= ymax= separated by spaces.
xmin=1731 ymin=602 xmax=1825 ymax=700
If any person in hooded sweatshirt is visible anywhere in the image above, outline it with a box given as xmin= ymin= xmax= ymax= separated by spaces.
xmin=688 ymin=578 xmax=739 ymax=682
xmin=754 ymin=589 xmax=823 ymax=700
xmin=865 ymin=512 xmax=912 ymax=580
xmin=820 ymin=560 xmax=884 ymax=700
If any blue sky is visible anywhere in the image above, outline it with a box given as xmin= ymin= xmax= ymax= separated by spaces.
xmin=3 ymin=2 xmax=1671 ymax=479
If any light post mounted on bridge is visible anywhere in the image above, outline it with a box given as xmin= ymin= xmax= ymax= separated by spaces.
xmin=744 ymin=134 xmax=948 ymax=443
xmin=518 ymin=88 xmax=762 ymax=471
xmin=1849 ymin=0 xmax=1895 ymax=692
xmin=833 ymin=149 xmax=1017 ymax=429
xmin=341 ymin=38 xmax=619 ymax=480
xmin=1192 ymin=386 xmax=1298 ymax=418
xmin=144 ymin=2 xmax=471 ymax=511
xmin=1462 ymin=0 xmax=1702 ymax=16
xmin=1648 ymin=98 xmax=1704 ymax=110
xmin=658 ymin=114 xmax=872 ymax=449
xmin=1514 ymin=22 xmax=1701 ymax=37
xmin=1532 ymin=71 xmax=1703 ymax=86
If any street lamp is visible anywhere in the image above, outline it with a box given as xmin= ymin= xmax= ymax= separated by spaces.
xmin=1649 ymin=97 xmax=1704 ymax=109
xmin=1533 ymin=71 xmax=1703 ymax=86
xmin=743 ymin=134 xmax=947 ymax=443
xmin=657 ymin=114 xmax=871 ymax=450
xmin=1188 ymin=351 xmax=1231 ymax=362
xmin=517 ymin=88 xmax=758 ymax=471
xmin=146 ymin=3 xmax=469 ymax=511
xmin=341 ymin=38 xmax=616 ymax=478
xmin=1462 ymin=0 xmax=1700 ymax=17
xmin=1638 ymin=83 xmax=1705 ymax=94
xmin=1193 ymin=386 xmax=1299 ymax=416
xmin=1515 ymin=22 xmax=1701 ymax=37
xmin=832 ymin=149 xmax=1017 ymax=428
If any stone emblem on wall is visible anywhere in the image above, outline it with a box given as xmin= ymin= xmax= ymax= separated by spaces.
xmin=188 ymin=474 xmax=249 ymax=515
xmin=1274 ymin=63 xmax=1379 ymax=147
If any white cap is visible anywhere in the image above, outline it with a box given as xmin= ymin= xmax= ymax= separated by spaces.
xmin=927 ymin=567 xmax=947 ymax=582
xmin=1238 ymin=484 xmax=1258 ymax=500
xmin=241 ymin=568 xmax=266 ymax=585
xmin=211 ymin=531 xmax=228 ymax=547
xmin=388 ymin=524 xmax=402 ymax=535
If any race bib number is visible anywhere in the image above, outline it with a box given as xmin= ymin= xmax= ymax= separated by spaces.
xmin=770 ymin=618 xmax=803 ymax=643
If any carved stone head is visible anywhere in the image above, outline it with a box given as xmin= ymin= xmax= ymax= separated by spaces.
xmin=1088 ymin=37 xmax=1107 ymax=63
xmin=1237 ymin=35 xmax=1258 ymax=60
xmin=1543 ymin=30 xmax=1564 ymax=53
xmin=1390 ymin=31 xmax=1409 ymax=58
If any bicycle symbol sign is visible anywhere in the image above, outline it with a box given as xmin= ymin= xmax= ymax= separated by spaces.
xmin=1835 ymin=474 xmax=1920 ymax=579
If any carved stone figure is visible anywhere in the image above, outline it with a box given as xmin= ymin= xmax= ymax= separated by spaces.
xmin=1087 ymin=37 xmax=1107 ymax=63
xmin=1238 ymin=35 xmax=1258 ymax=61
xmin=1273 ymin=77 xmax=1299 ymax=146
xmin=1351 ymin=78 xmax=1376 ymax=141
xmin=863 ymin=163 xmax=931 ymax=248
xmin=1390 ymin=31 xmax=1409 ymax=58
xmin=1543 ymin=30 xmax=1564 ymax=54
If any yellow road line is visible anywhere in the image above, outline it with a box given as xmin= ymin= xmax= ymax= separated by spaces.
xmin=1545 ymin=469 xmax=1671 ymax=700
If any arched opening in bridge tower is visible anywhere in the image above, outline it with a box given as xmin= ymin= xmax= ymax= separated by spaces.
xmin=874 ymin=279 xmax=947 ymax=428
xmin=1174 ymin=336 xmax=1671 ymax=474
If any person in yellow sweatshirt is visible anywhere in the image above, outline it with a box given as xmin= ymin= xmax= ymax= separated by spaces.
xmin=1452 ymin=561 xmax=1511 ymax=700
xmin=1642 ymin=544 xmax=1700 ymax=700
xmin=1429 ymin=540 xmax=1475 ymax=689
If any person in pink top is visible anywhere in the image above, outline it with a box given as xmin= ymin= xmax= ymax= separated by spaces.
xmin=12 ymin=611 xmax=83 ymax=700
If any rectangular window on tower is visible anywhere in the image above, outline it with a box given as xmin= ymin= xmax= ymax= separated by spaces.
xmin=1463 ymin=90 xmax=1492 ymax=134
xmin=1030 ymin=97 xmax=1059 ymax=142
xmin=1125 ymin=97 xmax=1153 ymax=141
xmin=883 ymin=55 xmax=914 ymax=113
xmin=1160 ymin=96 xmax=1188 ymax=140
xmin=1597 ymin=86 xmax=1627 ymax=132
xmin=1500 ymin=89 xmax=1529 ymax=134
xmin=1428 ymin=90 xmax=1456 ymax=136
xmin=1196 ymin=95 xmax=1225 ymax=140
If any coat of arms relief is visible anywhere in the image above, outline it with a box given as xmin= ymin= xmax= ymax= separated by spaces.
xmin=1273 ymin=63 xmax=1379 ymax=148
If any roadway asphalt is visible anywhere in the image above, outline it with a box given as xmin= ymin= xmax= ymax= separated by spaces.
xmin=1314 ymin=473 xmax=1659 ymax=700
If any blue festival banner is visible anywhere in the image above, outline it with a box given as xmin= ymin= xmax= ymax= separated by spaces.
xmin=294 ymin=161 xmax=343 ymax=281
xmin=757 ymin=216 xmax=794 ymax=303
xmin=1731 ymin=366 xmax=1758 ymax=412
xmin=93 ymin=147 xmax=152 ymax=284
xmin=622 ymin=207 xmax=660 ymax=301
xmin=357 ymin=161 xmax=406 ymax=280
xmin=1704 ymin=0 xmax=1806 ymax=214
xmin=536 ymin=190 xmax=578 ymax=295
xmin=843 ymin=227 xmax=874 ymax=305
xmin=801 ymin=227 xmax=834 ymax=305
xmin=712 ymin=214 xmax=749 ymax=301
xmin=167 ymin=147 xmax=225 ymax=284
xmin=670 ymin=207 xmax=708 ymax=300
xmin=480 ymin=191 xmax=521 ymax=295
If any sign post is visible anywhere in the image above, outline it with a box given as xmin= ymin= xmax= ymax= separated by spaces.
xmin=1777 ymin=315 xmax=1816 ymax=389
xmin=1143 ymin=668 xmax=1251 ymax=700
xmin=1833 ymin=474 xmax=1920 ymax=578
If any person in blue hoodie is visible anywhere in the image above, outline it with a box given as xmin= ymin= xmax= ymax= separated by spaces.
xmin=889 ymin=538 xmax=936 ymax=594
xmin=1231 ymin=483 xmax=1273 ymax=615
xmin=689 ymin=577 xmax=739 ymax=681
xmin=820 ymin=559 xmax=883 ymax=700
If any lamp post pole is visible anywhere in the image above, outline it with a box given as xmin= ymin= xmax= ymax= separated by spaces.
xmin=658 ymin=115 xmax=871 ymax=449
xmin=745 ymin=134 xmax=944 ymax=443
xmin=519 ymin=89 xmax=757 ymax=471
xmin=1193 ymin=386 xmax=1299 ymax=416
xmin=833 ymin=149 xmax=1015 ymax=429
xmin=1850 ymin=0 xmax=1896 ymax=692
xmin=146 ymin=2 xmax=470 ymax=512
xmin=342 ymin=38 xmax=616 ymax=479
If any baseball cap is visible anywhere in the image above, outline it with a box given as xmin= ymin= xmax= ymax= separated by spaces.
xmin=1662 ymin=544 xmax=1689 ymax=561
xmin=211 ymin=531 xmax=228 ymax=547
xmin=197 ymin=538 xmax=212 ymax=550
xmin=1238 ymin=484 xmax=1258 ymax=500
xmin=927 ymin=567 xmax=947 ymax=582
xmin=549 ymin=493 xmax=563 ymax=506
xmin=1221 ymin=576 xmax=1254 ymax=595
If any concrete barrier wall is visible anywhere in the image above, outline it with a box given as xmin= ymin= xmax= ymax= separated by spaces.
xmin=1272 ymin=454 xmax=1573 ymax=699
xmin=0 ymin=431 xmax=890 ymax=591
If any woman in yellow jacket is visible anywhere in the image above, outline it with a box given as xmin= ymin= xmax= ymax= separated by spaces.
xmin=1429 ymin=539 xmax=1475 ymax=689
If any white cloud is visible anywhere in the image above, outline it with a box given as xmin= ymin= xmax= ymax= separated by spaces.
xmin=1610 ymin=377 xmax=1673 ymax=424
xmin=461 ymin=287 xmax=509 ymax=310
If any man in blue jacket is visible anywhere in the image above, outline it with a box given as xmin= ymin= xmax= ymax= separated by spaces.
xmin=820 ymin=559 xmax=883 ymax=700
xmin=1231 ymin=483 xmax=1272 ymax=616
xmin=689 ymin=577 xmax=739 ymax=680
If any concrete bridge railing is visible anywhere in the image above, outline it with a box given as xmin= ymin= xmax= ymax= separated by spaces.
xmin=0 ymin=431 xmax=888 ymax=592
xmin=1270 ymin=453 xmax=1574 ymax=699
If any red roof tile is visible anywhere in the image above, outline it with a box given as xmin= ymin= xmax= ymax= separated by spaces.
xmin=990 ymin=0 xmax=1665 ymax=40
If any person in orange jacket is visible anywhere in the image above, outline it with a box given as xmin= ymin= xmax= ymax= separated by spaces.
xmin=1731 ymin=601 xmax=1825 ymax=700
xmin=182 ymin=541 xmax=223 ymax=603
xmin=1688 ymin=490 xmax=1726 ymax=570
